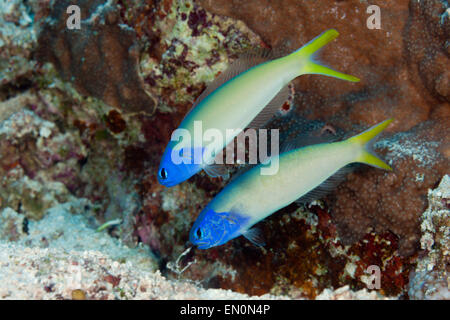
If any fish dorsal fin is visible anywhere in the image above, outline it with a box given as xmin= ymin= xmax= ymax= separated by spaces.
xmin=226 ymin=126 xmax=337 ymax=183
xmin=187 ymin=49 xmax=289 ymax=127
xmin=190 ymin=50 xmax=273 ymax=110
xmin=280 ymin=130 xmax=338 ymax=153
xmin=247 ymin=84 xmax=291 ymax=128
xmin=243 ymin=227 xmax=265 ymax=247
xmin=295 ymin=165 xmax=354 ymax=205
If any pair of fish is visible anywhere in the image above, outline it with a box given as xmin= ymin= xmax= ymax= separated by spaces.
xmin=158 ymin=29 xmax=392 ymax=249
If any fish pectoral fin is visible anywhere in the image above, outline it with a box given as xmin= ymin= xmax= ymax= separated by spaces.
xmin=203 ymin=163 xmax=230 ymax=179
xmin=243 ymin=227 xmax=265 ymax=247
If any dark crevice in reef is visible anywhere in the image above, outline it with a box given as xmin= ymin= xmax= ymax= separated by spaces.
xmin=0 ymin=77 xmax=34 ymax=101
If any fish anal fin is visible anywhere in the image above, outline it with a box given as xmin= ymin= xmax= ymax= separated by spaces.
xmin=295 ymin=165 xmax=354 ymax=205
xmin=247 ymin=84 xmax=291 ymax=129
xmin=243 ymin=227 xmax=265 ymax=247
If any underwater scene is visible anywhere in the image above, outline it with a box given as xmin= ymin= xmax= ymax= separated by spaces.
xmin=0 ymin=0 xmax=448 ymax=300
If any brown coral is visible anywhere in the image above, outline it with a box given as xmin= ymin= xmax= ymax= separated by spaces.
xmin=405 ymin=0 xmax=450 ymax=103
xmin=331 ymin=119 xmax=450 ymax=256
xmin=408 ymin=175 xmax=450 ymax=299
xmin=36 ymin=0 xmax=156 ymax=114
xmin=198 ymin=0 xmax=449 ymax=133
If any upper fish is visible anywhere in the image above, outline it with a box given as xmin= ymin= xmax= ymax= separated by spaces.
xmin=158 ymin=29 xmax=360 ymax=187
xmin=190 ymin=119 xmax=393 ymax=249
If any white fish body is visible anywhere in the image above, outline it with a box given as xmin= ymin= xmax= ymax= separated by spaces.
xmin=190 ymin=119 xmax=393 ymax=249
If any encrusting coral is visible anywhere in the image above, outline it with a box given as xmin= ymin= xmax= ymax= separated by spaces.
xmin=0 ymin=0 xmax=36 ymax=93
xmin=332 ymin=119 xmax=450 ymax=256
xmin=199 ymin=0 xmax=450 ymax=131
xmin=405 ymin=0 xmax=450 ymax=103
xmin=36 ymin=0 xmax=156 ymax=115
xmin=0 ymin=109 xmax=86 ymax=220
xmin=0 ymin=208 xmax=26 ymax=242
xmin=408 ymin=175 xmax=450 ymax=300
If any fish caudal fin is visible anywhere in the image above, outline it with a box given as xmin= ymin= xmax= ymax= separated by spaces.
xmin=348 ymin=119 xmax=394 ymax=170
xmin=292 ymin=29 xmax=360 ymax=82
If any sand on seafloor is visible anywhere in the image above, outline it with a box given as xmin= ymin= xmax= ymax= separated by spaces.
xmin=0 ymin=199 xmax=386 ymax=300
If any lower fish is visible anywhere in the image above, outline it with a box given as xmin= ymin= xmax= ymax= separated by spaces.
xmin=190 ymin=119 xmax=393 ymax=249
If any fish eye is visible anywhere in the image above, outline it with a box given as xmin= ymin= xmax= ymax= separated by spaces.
xmin=159 ymin=168 xmax=168 ymax=180
xmin=196 ymin=228 xmax=202 ymax=239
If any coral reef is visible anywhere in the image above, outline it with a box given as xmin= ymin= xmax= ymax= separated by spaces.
xmin=0 ymin=208 xmax=26 ymax=241
xmin=132 ymin=0 xmax=263 ymax=129
xmin=0 ymin=199 xmax=391 ymax=300
xmin=0 ymin=200 xmax=280 ymax=300
xmin=332 ymin=119 xmax=449 ymax=256
xmin=408 ymin=175 xmax=449 ymax=300
xmin=405 ymin=0 xmax=450 ymax=103
xmin=36 ymin=0 xmax=156 ymax=114
xmin=0 ymin=0 xmax=36 ymax=94
xmin=316 ymin=285 xmax=391 ymax=300
xmin=199 ymin=0 xmax=449 ymax=132
xmin=0 ymin=109 xmax=86 ymax=219
xmin=0 ymin=0 xmax=448 ymax=300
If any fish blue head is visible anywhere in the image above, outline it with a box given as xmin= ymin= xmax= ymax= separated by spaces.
xmin=190 ymin=207 xmax=249 ymax=249
xmin=157 ymin=146 xmax=202 ymax=187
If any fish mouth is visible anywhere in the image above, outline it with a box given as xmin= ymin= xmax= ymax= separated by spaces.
xmin=157 ymin=177 xmax=177 ymax=188
xmin=195 ymin=239 xmax=222 ymax=249
xmin=193 ymin=241 xmax=211 ymax=249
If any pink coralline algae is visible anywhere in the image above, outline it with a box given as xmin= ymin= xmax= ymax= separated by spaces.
xmin=0 ymin=109 xmax=86 ymax=186
xmin=0 ymin=109 xmax=86 ymax=219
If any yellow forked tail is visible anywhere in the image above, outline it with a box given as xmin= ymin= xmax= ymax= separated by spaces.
xmin=292 ymin=29 xmax=360 ymax=82
xmin=347 ymin=119 xmax=394 ymax=170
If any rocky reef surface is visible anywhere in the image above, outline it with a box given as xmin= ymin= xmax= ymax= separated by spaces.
xmin=408 ymin=175 xmax=449 ymax=300
xmin=0 ymin=0 xmax=448 ymax=299
xmin=0 ymin=200 xmax=389 ymax=299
